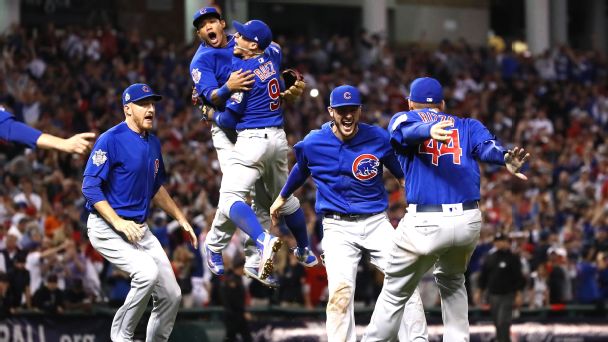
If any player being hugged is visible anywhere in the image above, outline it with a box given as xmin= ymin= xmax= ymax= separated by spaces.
xmin=363 ymin=77 xmax=529 ymax=341
xmin=208 ymin=20 xmax=317 ymax=281
xmin=270 ymin=85 xmax=428 ymax=342
xmin=189 ymin=8 xmax=308 ymax=287
xmin=81 ymin=83 xmax=197 ymax=342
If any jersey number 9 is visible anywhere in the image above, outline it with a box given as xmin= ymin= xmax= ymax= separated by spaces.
xmin=268 ymin=78 xmax=280 ymax=111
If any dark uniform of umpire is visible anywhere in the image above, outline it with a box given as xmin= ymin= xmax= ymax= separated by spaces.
xmin=478 ymin=233 xmax=525 ymax=342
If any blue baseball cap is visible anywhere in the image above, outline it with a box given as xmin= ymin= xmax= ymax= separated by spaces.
xmin=192 ymin=7 xmax=222 ymax=28
xmin=330 ymin=85 xmax=362 ymax=108
xmin=233 ymin=20 xmax=272 ymax=50
xmin=122 ymin=83 xmax=162 ymax=106
xmin=408 ymin=77 xmax=443 ymax=104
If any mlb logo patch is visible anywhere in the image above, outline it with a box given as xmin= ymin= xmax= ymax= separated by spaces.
xmin=426 ymin=97 xmax=433 ymax=102
xmin=124 ymin=93 xmax=130 ymax=102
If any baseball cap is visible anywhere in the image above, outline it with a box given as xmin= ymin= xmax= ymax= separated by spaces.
xmin=192 ymin=7 xmax=222 ymax=28
xmin=408 ymin=77 xmax=443 ymax=104
xmin=122 ymin=83 xmax=162 ymax=106
xmin=330 ymin=85 xmax=362 ymax=108
xmin=233 ymin=20 xmax=272 ymax=50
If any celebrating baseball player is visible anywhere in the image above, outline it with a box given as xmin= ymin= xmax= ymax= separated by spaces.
xmin=81 ymin=83 xmax=197 ymax=342
xmin=270 ymin=85 xmax=428 ymax=342
xmin=363 ymin=77 xmax=530 ymax=341
xmin=189 ymin=8 xmax=307 ymax=286
xmin=1 ymin=107 xmax=95 ymax=154
xmin=208 ymin=19 xmax=316 ymax=281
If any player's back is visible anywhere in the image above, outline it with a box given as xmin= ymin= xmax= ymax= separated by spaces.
xmin=390 ymin=108 xmax=487 ymax=204
xmin=226 ymin=43 xmax=283 ymax=130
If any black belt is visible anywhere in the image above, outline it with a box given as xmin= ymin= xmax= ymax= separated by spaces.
xmin=92 ymin=211 xmax=145 ymax=224
xmin=323 ymin=211 xmax=383 ymax=221
xmin=414 ymin=200 xmax=479 ymax=212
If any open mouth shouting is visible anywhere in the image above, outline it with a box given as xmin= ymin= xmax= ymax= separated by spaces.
xmin=206 ymin=30 xmax=219 ymax=46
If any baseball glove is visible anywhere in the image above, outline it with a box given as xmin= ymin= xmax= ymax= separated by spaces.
xmin=191 ymin=86 xmax=215 ymax=122
xmin=281 ymin=69 xmax=305 ymax=104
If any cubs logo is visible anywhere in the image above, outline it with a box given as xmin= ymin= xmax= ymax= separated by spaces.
xmin=199 ymin=8 xmax=206 ymax=15
xmin=352 ymin=154 xmax=380 ymax=181
xmin=344 ymin=92 xmax=352 ymax=100
xmin=92 ymin=149 xmax=107 ymax=167
xmin=142 ymin=85 xmax=150 ymax=93
xmin=154 ymin=159 xmax=160 ymax=178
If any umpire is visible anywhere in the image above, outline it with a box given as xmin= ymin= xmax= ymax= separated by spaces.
xmin=477 ymin=232 xmax=525 ymax=342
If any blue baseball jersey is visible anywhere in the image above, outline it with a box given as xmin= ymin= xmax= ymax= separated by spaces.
xmin=389 ymin=108 xmax=506 ymax=205
xmin=293 ymin=122 xmax=403 ymax=215
xmin=82 ymin=122 xmax=166 ymax=223
xmin=224 ymin=43 xmax=284 ymax=130
xmin=189 ymin=35 xmax=236 ymax=108
xmin=0 ymin=109 xmax=42 ymax=148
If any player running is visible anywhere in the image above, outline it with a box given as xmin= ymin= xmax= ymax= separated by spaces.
xmin=363 ymin=77 xmax=529 ymax=341
xmin=82 ymin=83 xmax=197 ymax=341
xmin=270 ymin=85 xmax=428 ymax=342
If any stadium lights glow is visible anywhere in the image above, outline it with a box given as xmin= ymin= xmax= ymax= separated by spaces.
xmin=310 ymin=88 xmax=319 ymax=98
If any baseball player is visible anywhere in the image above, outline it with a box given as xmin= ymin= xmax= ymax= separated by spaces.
xmin=81 ymin=83 xmax=198 ymax=342
xmin=209 ymin=19 xmax=316 ymax=281
xmin=0 ymin=107 xmax=95 ymax=154
xmin=362 ymin=77 xmax=530 ymax=341
xmin=270 ymin=85 xmax=428 ymax=342
xmin=190 ymin=8 xmax=308 ymax=286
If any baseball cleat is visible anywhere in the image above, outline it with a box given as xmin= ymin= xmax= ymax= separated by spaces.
xmin=256 ymin=232 xmax=282 ymax=280
xmin=204 ymin=243 xmax=224 ymax=276
xmin=293 ymin=247 xmax=319 ymax=267
xmin=244 ymin=266 xmax=280 ymax=288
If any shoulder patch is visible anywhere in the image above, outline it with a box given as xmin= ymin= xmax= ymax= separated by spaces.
xmin=390 ymin=113 xmax=408 ymax=132
xmin=230 ymin=92 xmax=243 ymax=104
xmin=191 ymin=68 xmax=201 ymax=84
xmin=92 ymin=149 xmax=108 ymax=167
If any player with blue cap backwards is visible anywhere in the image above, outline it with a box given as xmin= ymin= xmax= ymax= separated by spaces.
xmin=363 ymin=77 xmax=529 ymax=341
xmin=208 ymin=19 xmax=317 ymax=281
xmin=190 ymin=8 xmax=309 ymax=287
xmin=82 ymin=83 xmax=198 ymax=341
xmin=270 ymin=85 xmax=428 ymax=342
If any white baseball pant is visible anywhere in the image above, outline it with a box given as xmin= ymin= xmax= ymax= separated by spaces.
xmin=205 ymin=125 xmax=272 ymax=268
xmin=87 ymin=213 xmax=181 ymax=342
xmin=218 ymin=127 xmax=300 ymax=221
xmin=363 ymin=205 xmax=482 ymax=342
xmin=322 ymin=212 xmax=428 ymax=342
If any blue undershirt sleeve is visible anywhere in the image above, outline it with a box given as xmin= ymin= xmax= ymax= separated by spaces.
xmin=280 ymin=163 xmax=311 ymax=198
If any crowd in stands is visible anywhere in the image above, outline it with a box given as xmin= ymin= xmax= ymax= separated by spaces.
xmin=0 ymin=21 xmax=607 ymax=316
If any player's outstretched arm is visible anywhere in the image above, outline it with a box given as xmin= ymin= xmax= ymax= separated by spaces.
xmin=152 ymin=186 xmax=198 ymax=249
xmin=37 ymin=132 xmax=96 ymax=154
xmin=504 ymin=146 xmax=530 ymax=180
xmin=270 ymin=163 xmax=310 ymax=226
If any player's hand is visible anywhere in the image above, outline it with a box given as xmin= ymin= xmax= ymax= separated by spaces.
xmin=226 ymin=69 xmax=254 ymax=92
xmin=504 ymin=146 xmax=530 ymax=180
xmin=61 ymin=132 xmax=96 ymax=154
xmin=429 ymin=120 xmax=453 ymax=142
xmin=113 ymin=218 xmax=144 ymax=243
xmin=180 ymin=220 xmax=198 ymax=249
xmin=270 ymin=196 xmax=287 ymax=228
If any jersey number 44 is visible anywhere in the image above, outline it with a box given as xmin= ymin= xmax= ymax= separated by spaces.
xmin=418 ymin=129 xmax=462 ymax=166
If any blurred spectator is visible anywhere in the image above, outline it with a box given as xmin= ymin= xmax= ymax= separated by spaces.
xmin=64 ymin=278 xmax=93 ymax=312
xmin=528 ymin=263 xmax=549 ymax=308
xmin=220 ymin=255 xmax=252 ymax=342
xmin=32 ymin=274 xmax=64 ymax=314
xmin=0 ymin=272 xmax=19 ymax=317
xmin=279 ymin=252 xmax=308 ymax=307
xmin=9 ymin=252 xmax=31 ymax=309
